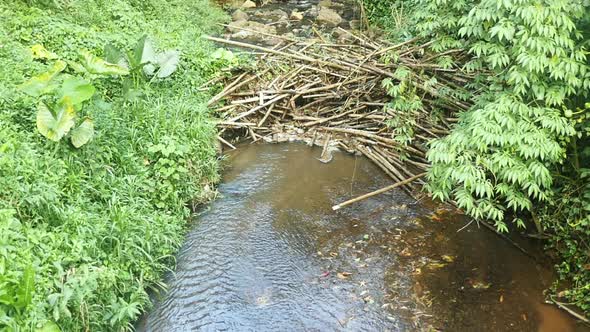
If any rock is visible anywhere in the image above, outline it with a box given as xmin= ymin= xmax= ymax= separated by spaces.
xmin=304 ymin=5 xmax=319 ymax=18
xmin=316 ymin=7 xmax=342 ymax=27
xmin=276 ymin=18 xmax=290 ymax=28
xmin=318 ymin=0 xmax=332 ymax=7
xmin=290 ymin=10 xmax=303 ymax=21
xmin=227 ymin=19 xmax=249 ymax=32
xmin=333 ymin=28 xmax=352 ymax=42
xmin=241 ymin=0 xmax=256 ymax=8
xmin=226 ymin=0 xmax=244 ymax=9
xmin=254 ymin=9 xmax=286 ymax=17
xmin=268 ymin=9 xmax=288 ymax=20
xmin=248 ymin=21 xmax=277 ymax=34
xmin=230 ymin=21 xmax=277 ymax=42
xmin=232 ymin=9 xmax=249 ymax=22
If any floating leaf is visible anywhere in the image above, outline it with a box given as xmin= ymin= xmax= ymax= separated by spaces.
xmin=31 ymin=44 xmax=58 ymax=60
xmin=79 ymin=51 xmax=129 ymax=76
xmin=19 ymin=60 xmax=66 ymax=97
xmin=156 ymin=50 xmax=180 ymax=78
xmin=70 ymin=119 xmax=94 ymax=148
xmin=58 ymin=76 xmax=95 ymax=106
xmin=36 ymin=100 xmax=76 ymax=142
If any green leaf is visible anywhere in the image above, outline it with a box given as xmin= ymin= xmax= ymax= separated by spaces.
xmin=58 ymin=76 xmax=95 ymax=106
xmin=36 ymin=100 xmax=76 ymax=142
xmin=141 ymin=39 xmax=157 ymax=63
xmin=79 ymin=51 xmax=129 ymax=76
xmin=156 ymin=50 xmax=180 ymax=78
xmin=211 ymin=48 xmax=236 ymax=62
xmin=31 ymin=44 xmax=59 ymax=60
xmin=134 ymin=35 xmax=157 ymax=75
xmin=19 ymin=60 xmax=66 ymax=97
xmin=104 ymin=43 xmax=123 ymax=64
xmin=67 ymin=61 xmax=88 ymax=74
xmin=133 ymin=35 xmax=155 ymax=66
xmin=36 ymin=322 xmax=61 ymax=332
xmin=70 ymin=119 xmax=94 ymax=148
xmin=16 ymin=265 xmax=35 ymax=309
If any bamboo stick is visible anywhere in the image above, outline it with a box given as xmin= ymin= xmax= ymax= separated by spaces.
xmin=332 ymin=173 xmax=426 ymax=211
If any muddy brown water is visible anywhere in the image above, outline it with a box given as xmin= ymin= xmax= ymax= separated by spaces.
xmin=137 ymin=143 xmax=588 ymax=331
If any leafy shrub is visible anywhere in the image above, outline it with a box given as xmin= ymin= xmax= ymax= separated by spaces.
xmin=365 ymin=0 xmax=590 ymax=313
xmin=423 ymin=0 xmax=589 ymax=231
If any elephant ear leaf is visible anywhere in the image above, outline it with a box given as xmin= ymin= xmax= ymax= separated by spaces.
xmin=79 ymin=51 xmax=129 ymax=76
xmin=19 ymin=60 xmax=67 ymax=97
xmin=58 ymin=76 xmax=95 ymax=106
xmin=104 ymin=44 xmax=128 ymax=69
xmin=31 ymin=44 xmax=59 ymax=60
xmin=71 ymin=119 xmax=94 ymax=148
xmin=140 ymin=38 xmax=157 ymax=76
xmin=36 ymin=100 xmax=76 ymax=142
xmin=156 ymin=50 xmax=180 ymax=78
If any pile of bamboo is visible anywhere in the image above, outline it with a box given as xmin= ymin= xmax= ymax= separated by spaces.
xmin=204 ymin=28 xmax=473 ymax=202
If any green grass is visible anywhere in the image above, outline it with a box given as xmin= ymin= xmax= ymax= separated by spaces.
xmin=0 ymin=0 xmax=228 ymax=330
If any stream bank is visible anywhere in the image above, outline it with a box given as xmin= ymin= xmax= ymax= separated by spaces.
xmin=138 ymin=143 xmax=587 ymax=331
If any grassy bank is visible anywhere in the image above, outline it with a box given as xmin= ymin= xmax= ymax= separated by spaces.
xmin=0 ymin=0 xmax=228 ymax=330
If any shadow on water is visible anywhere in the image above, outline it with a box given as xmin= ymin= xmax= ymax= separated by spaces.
xmin=137 ymin=143 xmax=589 ymax=331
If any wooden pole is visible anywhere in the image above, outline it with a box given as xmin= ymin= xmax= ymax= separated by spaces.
xmin=332 ymin=173 xmax=426 ymax=211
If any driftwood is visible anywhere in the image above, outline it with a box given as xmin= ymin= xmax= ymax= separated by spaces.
xmin=332 ymin=173 xmax=426 ymax=210
xmin=204 ymin=31 xmax=473 ymax=206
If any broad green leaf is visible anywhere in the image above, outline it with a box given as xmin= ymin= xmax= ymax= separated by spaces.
xmin=140 ymin=37 xmax=157 ymax=64
xmin=133 ymin=35 xmax=157 ymax=75
xmin=211 ymin=48 xmax=235 ymax=62
xmin=104 ymin=44 xmax=128 ymax=70
xmin=36 ymin=321 xmax=61 ymax=332
xmin=79 ymin=51 xmax=129 ymax=76
xmin=19 ymin=60 xmax=66 ymax=97
xmin=156 ymin=50 xmax=180 ymax=78
xmin=67 ymin=61 xmax=88 ymax=74
xmin=104 ymin=43 xmax=123 ymax=64
xmin=58 ymin=76 xmax=95 ymax=106
xmin=133 ymin=35 xmax=148 ymax=65
xmin=31 ymin=44 xmax=58 ymax=60
xmin=16 ymin=265 xmax=35 ymax=309
xmin=70 ymin=119 xmax=94 ymax=148
xmin=36 ymin=100 xmax=76 ymax=142
xmin=141 ymin=39 xmax=157 ymax=76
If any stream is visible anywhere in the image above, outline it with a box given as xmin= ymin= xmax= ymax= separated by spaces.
xmin=138 ymin=143 xmax=588 ymax=331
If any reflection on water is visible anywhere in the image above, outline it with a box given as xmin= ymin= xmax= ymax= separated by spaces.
xmin=138 ymin=143 xmax=588 ymax=331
